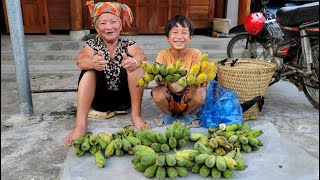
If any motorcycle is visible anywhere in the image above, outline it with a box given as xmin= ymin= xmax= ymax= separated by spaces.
xmin=226 ymin=0 xmax=319 ymax=109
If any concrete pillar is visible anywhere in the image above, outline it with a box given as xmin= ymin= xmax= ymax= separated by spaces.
xmin=69 ymin=0 xmax=89 ymax=40
xmin=238 ymin=0 xmax=251 ymax=25
xmin=214 ymin=0 xmax=226 ymax=18
xmin=70 ymin=0 xmax=83 ymax=30
xmin=5 ymin=0 xmax=33 ymax=116
xmin=226 ymin=0 xmax=239 ymax=28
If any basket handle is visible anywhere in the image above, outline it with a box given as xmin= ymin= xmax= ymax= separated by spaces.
xmin=220 ymin=58 xmax=238 ymax=67
xmin=241 ymin=96 xmax=265 ymax=112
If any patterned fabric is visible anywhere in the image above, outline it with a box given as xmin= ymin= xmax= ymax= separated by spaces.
xmin=85 ymin=0 xmax=133 ymax=27
xmin=84 ymin=37 xmax=136 ymax=91
xmin=156 ymin=48 xmax=202 ymax=70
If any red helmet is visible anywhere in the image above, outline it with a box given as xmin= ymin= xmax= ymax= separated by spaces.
xmin=244 ymin=12 xmax=266 ymax=36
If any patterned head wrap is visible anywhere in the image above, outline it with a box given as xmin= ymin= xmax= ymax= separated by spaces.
xmin=85 ymin=1 xmax=134 ymax=27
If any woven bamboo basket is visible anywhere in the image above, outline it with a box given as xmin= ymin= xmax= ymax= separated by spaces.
xmin=217 ymin=58 xmax=276 ymax=120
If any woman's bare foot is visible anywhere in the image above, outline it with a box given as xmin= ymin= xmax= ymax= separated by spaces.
xmin=132 ymin=116 xmax=151 ymax=130
xmin=154 ymin=118 xmax=163 ymax=125
xmin=154 ymin=113 xmax=175 ymax=126
xmin=191 ymin=120 xmax=200 ymax=126
xmin=64 ymin=126 xmax=88 ymax=146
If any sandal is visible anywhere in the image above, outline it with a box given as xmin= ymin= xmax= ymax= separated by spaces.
xmin=154 ymin=113 xmax=177 ymax=127
xmin=177 ymin=114 xmax=202 ymax=128
xmin=88 ymin=109 xmax=116 ymax=119
xmin=114 ymin=110 xmax=129 ymax=115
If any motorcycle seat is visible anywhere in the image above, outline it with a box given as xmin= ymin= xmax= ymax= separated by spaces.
xmin=276 ymin=2 xmax=319 ymax=27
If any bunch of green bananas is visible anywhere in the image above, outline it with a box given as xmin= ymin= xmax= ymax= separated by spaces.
xmin=134 ymin=121 xmax=190 ymax=153
xmin=72 ymin=131 xmax=112 ymax=168
xmin=111 ymin=125 xmax=135 ymax=140
xmin=187 ymin=126 xmax=251 ymax=179
xmin=131 ymin=145 xmax=193 ymax=179
xmin=181 ymin=52 xmax=217 ymax=87
xmin=71 ymin=125 xmax=143 ymax=168
xmin=189 ymin=132 xmax=229 ymax=155
xmin=209 ymin=123 xmax=264 ymax=153
xmin=105 ymin=126 xmax=143 ymax=158
xmin=136 ymin=60 xmax=188 ymax=87
xmin=190 ymin=147 xmax=248 ymax=178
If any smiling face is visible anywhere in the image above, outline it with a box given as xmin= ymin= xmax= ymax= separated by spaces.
xmin=166 ymin=23 xmax=192 ymax=51
xmin=95 ymin=13 xmax=122 ymax=43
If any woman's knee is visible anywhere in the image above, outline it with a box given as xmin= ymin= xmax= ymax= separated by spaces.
xmin=79 ymin=70 xmax=96 ymax=84
xmin=186 ymin=87 xmax=206 ymax=105
xmin=151 ymin=86 xmax=168 ymax=103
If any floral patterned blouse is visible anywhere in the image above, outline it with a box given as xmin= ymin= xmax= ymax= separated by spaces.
xmin=84 ymin=37 xmax=136 ymax=91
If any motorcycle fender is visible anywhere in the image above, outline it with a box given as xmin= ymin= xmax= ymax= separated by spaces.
xmin=229 ymin=24 xmax=246 ymax=34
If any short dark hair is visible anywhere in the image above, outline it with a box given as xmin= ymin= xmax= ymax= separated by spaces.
xmin=164 ymin=15 xmax=195 ymax=37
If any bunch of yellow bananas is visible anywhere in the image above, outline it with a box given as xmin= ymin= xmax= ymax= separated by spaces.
xmin=179 ymin=52 xmax=217 ymax=88
xmin=136 ymin=60 xmax=188 ymax=87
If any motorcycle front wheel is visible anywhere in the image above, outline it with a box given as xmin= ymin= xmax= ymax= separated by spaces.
xmin=227 ymin=34 xmax=266 ymax=59
xmin=302 ymin=41 xmax=319 ymax=109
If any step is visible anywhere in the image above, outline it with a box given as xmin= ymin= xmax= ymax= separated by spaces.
xmin=1 ymin=35 xmax=230 ymax=62
xmin=1 ymin=36 xmax=231 ymax=51
xmin=1 ymin=60 xmax=79 ymax=74
xmin=1 ymin=50 xmax=227 ymax=62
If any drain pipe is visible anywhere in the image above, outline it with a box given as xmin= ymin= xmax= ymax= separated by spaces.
xmin=5 ymin=0 xmax=33 ymax=116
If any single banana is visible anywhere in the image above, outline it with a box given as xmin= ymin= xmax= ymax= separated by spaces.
xmin=200 ymin=60 xmax=209 ymax=73
xmin=189 ymin=63 xmax=201 ymax=76
xmin=154 ymin=74 xmax=163 ymax=84
xmin=104 ymin=140 xmax=116 ymax=157
xmin=225 ymin=124 xmax=240 ymax=131
xmin=178 ymin=78 xmax=187 ymax=88
xmin=164 ymin=74 xmax=173 ymax=83
xmin=200 ymin=52 xmax=209 ymax=62
xmin=168 ymin=64 xmax=177 ymax=75
xmin=176 ymin=69 xmax=188 ymax=77
xmin=142 ymin=73 xmax=155 ymax=83
xmin=136 ymin=78 xmax=148 ymax=87
xmin=141 ymin=61 xmax=153 ymax=74
xmin=206 ymin=71 xmax=216 ymax=82
xmin=186 ymin=74 xmax=196 ymax=86
xmin=152 ymin=62 xmax=161 ymax=75
xmin=172 ymin=73 xmax=181 ymax=82
xmin=140 ymin=61 xmax=148 ymax=72
xmin=247 ymin=129 xmax=263 ymax=137
xmin=204 ymin=61 xmax=215 ymax=74
xmin=159 ymin=64 xmax=169 ymax=76
xmin=97 ymin=132 xmax=112 ymax=145
xmin=195 ymin=73 xmax=207 ymax=85
xmin=175 ymin=59 xmax=183 ymax=70
xmin=222 ymin=156 xmax=237 ymax=170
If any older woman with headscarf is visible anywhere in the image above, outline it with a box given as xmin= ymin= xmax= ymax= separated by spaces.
xmin=64 ymin=1 xmax=151 ymax=146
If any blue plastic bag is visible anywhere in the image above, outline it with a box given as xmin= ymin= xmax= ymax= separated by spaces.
xmin=197 ymin=80 xmax=243 ymax=128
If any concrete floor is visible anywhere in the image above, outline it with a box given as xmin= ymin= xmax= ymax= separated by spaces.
xmin=1 ymin=35 xmax=319 ymax=179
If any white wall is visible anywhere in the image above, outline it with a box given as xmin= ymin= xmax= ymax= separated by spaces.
xmin=226 ymin=0 xmax=239 ymax=29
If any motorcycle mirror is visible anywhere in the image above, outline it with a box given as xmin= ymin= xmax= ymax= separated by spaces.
xmin=261 ymin=0 xmax=269 ymax=6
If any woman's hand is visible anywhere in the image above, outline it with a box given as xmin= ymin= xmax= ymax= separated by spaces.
xmin=121 ymin=53 xmax=139 ymax=72
xmin=92 ymin=50 xmax=107 ymax=71
xmin=200 ymin=82 xmax=208 ymax=87
xmin=132 ymin=117 xmax=152 ymax=130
